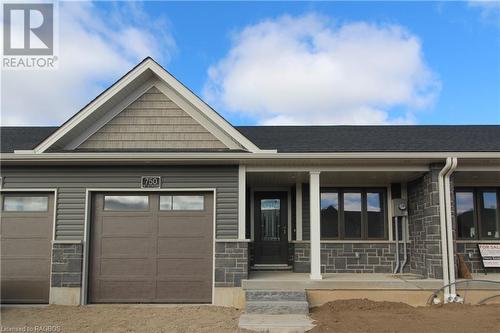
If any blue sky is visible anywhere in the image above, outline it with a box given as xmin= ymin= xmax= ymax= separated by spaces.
xmin=2 ymin=1 xmax=499 ymax=126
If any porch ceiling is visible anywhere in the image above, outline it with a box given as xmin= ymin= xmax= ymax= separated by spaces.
xmin=247 ymin=170 xmax=425 ymax=186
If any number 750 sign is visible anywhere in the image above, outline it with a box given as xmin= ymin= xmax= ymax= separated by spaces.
xmin=141 ymin=176 xmax=161 ymax=189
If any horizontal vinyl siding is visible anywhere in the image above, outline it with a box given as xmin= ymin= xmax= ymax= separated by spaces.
xmin=1 ymin=165 xmax=238 ymax=240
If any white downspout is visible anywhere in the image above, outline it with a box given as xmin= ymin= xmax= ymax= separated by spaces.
xmin=438 ymin=158 xmax=453 ymax=301
xmin=444 ymin=157 xmax=458 ymax=298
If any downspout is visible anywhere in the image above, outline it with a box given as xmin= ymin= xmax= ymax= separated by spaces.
xmin=438 ymin=158 xmax=453 ymax=301
xmin=438 ymin=157 xmax=458 ymax=303
xmin=393 ymin=216 xmax=400 ymax=274
xmin=444 ymin=157 xmax=458 ymax=298
xmin=400 ymin=183 xmax=409 ymax=273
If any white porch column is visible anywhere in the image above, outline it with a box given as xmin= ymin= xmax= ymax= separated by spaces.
xmin=309 ymin=171 xmax=322 ymax=280
xmin=238 ymin=165 xmax=246 ymax=240
xmin=296 ymin=181 xmax=303 ymax=241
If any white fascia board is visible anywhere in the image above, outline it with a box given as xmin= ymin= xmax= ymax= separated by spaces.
xmin=147 ymin=61 xmax=263 ymax=153
xmin=32 ymin=58 xmax=264 ymax=154
xmin=2 ymin=151 xmax=500 ymax=161
xmin=33 ymin=61 xmax=152 ymax=153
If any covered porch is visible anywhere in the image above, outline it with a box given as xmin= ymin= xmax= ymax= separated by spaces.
xmin=238 ymin=159 xmax=439 ymax=281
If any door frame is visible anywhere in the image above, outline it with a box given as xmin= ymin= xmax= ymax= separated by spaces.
xmin=252 ymin=189 xmax=290 ymax=265
xmin=82 ymin=188 xmax=216 ymax=305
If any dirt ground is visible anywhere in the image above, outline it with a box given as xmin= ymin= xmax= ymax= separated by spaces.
xmin=2 ymin=300 xmax=500 ymax=333
xmin=0 ymin=305 xmax=249 ymax=333
xmin=309 ymin=299 xmax=500 ymax=333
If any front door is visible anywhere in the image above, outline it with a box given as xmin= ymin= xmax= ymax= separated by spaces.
xmin=254 ymin=192 xmax=288 ymax=264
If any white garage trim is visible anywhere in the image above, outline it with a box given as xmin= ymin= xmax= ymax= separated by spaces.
xmin=81 ymin=188 xmax=217 ymax=305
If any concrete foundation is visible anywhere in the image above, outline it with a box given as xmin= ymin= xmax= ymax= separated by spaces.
xmin=49 ymin=287 xmax=81 ymax=305
xmin=213 ymin=287 xmax=245 ymax=309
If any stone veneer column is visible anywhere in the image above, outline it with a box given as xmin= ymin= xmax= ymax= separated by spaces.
xmin=407 ymin=164 xmax=443 ymax=279
xmin=214 ymin=241 xmax=249 ymax=287
xmin=50 ymin=242 xmax=83 ymax=305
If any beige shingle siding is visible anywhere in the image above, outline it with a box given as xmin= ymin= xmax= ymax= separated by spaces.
xmin=78 ymin=87 xmax=228 ymax=150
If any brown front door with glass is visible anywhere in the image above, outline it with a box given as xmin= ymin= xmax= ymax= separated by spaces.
xmin=254 ymin=192 xmax=288 ymax=264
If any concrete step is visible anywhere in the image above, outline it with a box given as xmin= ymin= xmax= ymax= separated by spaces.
xmin=246 ymin=300 xmax=310 ymax=315
xmin=239 ymin=314 xmax=315 ymax=333
xmin=246 ymin=290 xmax=307 ymax=302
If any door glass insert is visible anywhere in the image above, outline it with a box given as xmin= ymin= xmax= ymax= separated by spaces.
xmin=456 ymin=191 xmax=475 ymax=239
xmin=3 ymin=196 xmax=48 ymax=212
xmin=260 ymin=199 xmax=281 ymax=241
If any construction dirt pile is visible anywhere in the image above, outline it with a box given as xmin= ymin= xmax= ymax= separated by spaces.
xmin=309 ymin=299 xmax=500 ymax=333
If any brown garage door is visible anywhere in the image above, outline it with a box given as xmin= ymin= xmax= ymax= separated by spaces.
xmin=89 ymin=192 xmax=213 ymax=303
xmin=1 ymin=193 xmax=53 ymax=304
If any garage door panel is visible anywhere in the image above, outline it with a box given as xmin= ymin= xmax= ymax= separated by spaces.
xmin=1 ymin=279 xmax=49 ymax=304
xmin=1 ymin=217 xmax=50 ymax=237
xmin=157 ymin=237 xmax=210 ymax=257
xmin=96 ymin=280 xmax=156 ymax=301
xmin=89 ymin=192 xmax=213 ymax=303
xmin=157 ymin=258 xmax=211 ymax=277
xmin=156 ymin=280 xmax=212 ymax=302
xmin=0 ymin=193 xmax=53 ymax=304
xmin=1 ymin=238 xmax=49 ymax=256
xmin=100 ymin=238 xmax=152 ymax=257
xmin=1 ymin=258 xmax=50 ymax=277
xmin=101 ymin=215 xmax=153 ymax=235
xmin=100 ymin=258 xmax=154 ymax=276
xmin=158 ymin=219 xmax=206 ymax=236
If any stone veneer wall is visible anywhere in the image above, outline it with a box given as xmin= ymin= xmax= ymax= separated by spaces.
xmin=51 ymin=243 xmax=83 ymax=287
xmin=407 ymin=165 xmax=443 ymax=279
xmin=215 ymin=242 xmax=248 ymax=287
xmin=293 ymin=242 xmax=409 ymax=273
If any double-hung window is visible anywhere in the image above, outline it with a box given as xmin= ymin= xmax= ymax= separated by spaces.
xmin=455 ymin=188 xmax=500 ymax=240
xmin=320 ymin=188 xmax=387 ymax=240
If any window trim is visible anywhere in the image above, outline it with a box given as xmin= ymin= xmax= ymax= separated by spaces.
xmin=455 ymin=187 xmax=500 ymax=240
xmin=320 ymin=187 xmax=388 ymax=241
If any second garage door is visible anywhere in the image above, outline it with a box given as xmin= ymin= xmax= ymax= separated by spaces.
xmin=89 ymin=192 xmax=213 ymax=303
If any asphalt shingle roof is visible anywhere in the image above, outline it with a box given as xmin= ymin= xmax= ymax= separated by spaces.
xmin=1 ymin=125 xmax=500 ymax=153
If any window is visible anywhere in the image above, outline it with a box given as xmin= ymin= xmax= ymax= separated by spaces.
xmin=160 ymin=195 xmax=204 ymax=211
xmin=104 ymin=195 xmax=148 ymax=211
xmin=455 ymin=188 xmax=500 ymax=240
xmin=344 ymin=192 xmax=362 ymax=238
xmin=3 ymin=196 xmax=48 ymax=212
xmin=320 ymin=188 xmax=387 ymax=240
xmin=321 ymin=192 xmax=339 ymax=238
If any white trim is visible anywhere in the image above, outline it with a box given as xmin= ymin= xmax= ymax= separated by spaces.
xmin=238 ymin=165 xmax=246 ymax=239
xmin=5 ymin=152 xmax=500 ymax=162
xmin=456 ymin=166 xmax=500 ymax=171
xmin=296 ymin=182 xmax=303 ymax=241
xmin=250 ymin=188 xmax=255 ymax=241
xmin=154 ymin=82 xmax=241 ymax=150
xmin=292 ymin=240 xmax=404 ymax=244
xmin=64 ymin=80 xmax=156 ymax=150
xmin=0 ymin=188 xmax=57 ymax=304
xmin=80 ymin=187 xmax=217 ymax=305
xmin=33 ymin=58 xmax=264 ymax=154
xmin=215 ymin=239 xmax=251 ymax=242
xmin=309 ymin=171 xmax=322 ymax=280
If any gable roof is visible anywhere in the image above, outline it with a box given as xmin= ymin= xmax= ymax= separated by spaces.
xmin=31 ymin=57 xmax=264 ymax=153
xmin=3 ymin=125 xmax=500 ymax=153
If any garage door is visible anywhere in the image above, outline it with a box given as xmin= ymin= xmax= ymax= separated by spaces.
xmin=89 ymin=192 xmax=213 ymax=303
xmin=1 ymin=193 xmax=53 ymax=304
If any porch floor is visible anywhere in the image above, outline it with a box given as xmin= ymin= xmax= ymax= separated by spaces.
xmin=243 ymin=271 xmax=500 ymax=291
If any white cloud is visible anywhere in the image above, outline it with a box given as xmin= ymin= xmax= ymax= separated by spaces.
xmin=1 ymin=2 xmax=175 ymax=126
xmin=204 ymin=14 xmax=440 ymax=125
xmin=468 ymin=0 xmax=500 ymax=23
